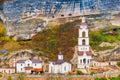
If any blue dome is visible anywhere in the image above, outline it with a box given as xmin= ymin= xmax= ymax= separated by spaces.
xmin=1 ymin=49 xmax=7 ymax=53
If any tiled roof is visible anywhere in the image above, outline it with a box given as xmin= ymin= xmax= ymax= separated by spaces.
xmin=52 ymin=60 xmax=71 ymax=65
xmin=33 ymin=68 xmax=43 ymax=72
xmin=77 ymin=22 xmax=88 ymax=29
xmin=32 ymin=60 xmax=42 ymax=63
xmin=78 ymin=51 xmax=92 ymax=56
xmin=86 ymin=51 xmax=92 ymax=56
xmin=80 ymin=22 xmax=88 ymax=26
xmin=17 ymin=60 xmax=42 ymax=63
xmin=24 ymin=67 xmax=33 ymax=70
xmin=17 ymin=60 xmax=26 ymax=63
xmin=78 ymin=51 xmax=84 ymax=56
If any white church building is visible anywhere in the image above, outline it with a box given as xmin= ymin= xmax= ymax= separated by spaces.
xmin=77 ymin=17 xmax=92 ymax=69
xmin=49 ymin=52 xmax=72 ymax=74
xmin=16 ymin=59 xmax=43 ymax=74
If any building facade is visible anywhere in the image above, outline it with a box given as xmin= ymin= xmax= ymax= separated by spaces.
xmin=92 ymin=61 xmax=117 ymax=67
xmin=77 ymin=17 xmax=92 ymax=69
xmin=49 ymin=52 xmax=71 ymax=74
xmin=0 ymin=67 xmax=15 ymax=74
xmin=16 ymin=59 xmax=43 ymax=74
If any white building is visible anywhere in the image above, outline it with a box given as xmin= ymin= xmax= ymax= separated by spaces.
xmin=77 ymin=17 xmax=92 ymax=69
xmin=0 ymin=67 xmax=15 ymax=74
xmin=16 ymin=59 xmax=43 ymax=74
xmin=92 ymin=61 xmax=117 ymax=67
xmin=49 ymin=52 xmax=72 ymax=74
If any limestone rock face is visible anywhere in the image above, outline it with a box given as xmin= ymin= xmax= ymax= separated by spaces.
xmin=99 ymin=42 xmax=117 ymax=47
xmin=71 ymin=46 xmax=78 ymax=65
xmin=94 ymin=45 xmax=120 ymax=62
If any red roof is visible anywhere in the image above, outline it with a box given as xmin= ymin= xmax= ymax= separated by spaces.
xmin=80 ymin=22 xmax=88 ymax=26
xmin=78 ymin=51 xmax=84 ymax=56
xmin=77 ymin=22 xmax=88 ymax=29
xmin=34 ymin=68 xmax=43 ymax=72
xmin=78 ymin=51 xmax=92 ymax=56
xmin=24 ymin=67 xmax=33 ymax=70
xmin=86 ymin=51 xmax=92 ymax=56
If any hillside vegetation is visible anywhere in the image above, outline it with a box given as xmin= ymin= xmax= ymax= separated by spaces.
xmin=0 ymin=20 xmax=120 ymax=60
xmin=0 ymin=22 xmax=11 ymax=43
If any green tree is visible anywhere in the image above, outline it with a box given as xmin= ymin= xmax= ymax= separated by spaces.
xmin=109 ymin=75 xmax=120 ymax=80
xmin=76 ymin=70 xmax=83 ymax=75
xmin=17 ymin=73 xmax=25 ymax=80
xmin=0 ymin=22 xmax=6 ymax=37
xmin=117 ymin=62 xmax=120 ymax=67
xmin=94 ymin=77 xmax=107 ymax=80
xmin=46 ymin=39 xmax=57 ymax=52
xmin=0 ymin=73 xmax=2 ymax=78
xmin=90 ymin=71 xmax=95 ymax=75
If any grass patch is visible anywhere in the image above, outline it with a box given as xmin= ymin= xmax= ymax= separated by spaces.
xmin=0 ymin=73 xmax=2 ymax=78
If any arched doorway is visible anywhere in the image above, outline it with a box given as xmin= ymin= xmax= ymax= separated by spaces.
xmin=83 ymin=58 xmax=86 ymax=64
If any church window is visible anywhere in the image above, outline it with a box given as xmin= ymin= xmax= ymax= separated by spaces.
xmin=64 ymin=67 xmax=66 ymax=71
xmin=9 ymin=70 xmax=10 ymax=74
xmin=82 ymin=39 xmax=86 ymax=45
xmin=82 ymin=31 xmax=86 ymax=37
xmin=28 ymin=64 xmax=30 ymax=67
xmin=88 ymin=59 xmax=89 ymax=64
xmin=83 ymin=58 xmax=86 ymax=64
xmin=80 ymin=59 xmax=82 ymax=63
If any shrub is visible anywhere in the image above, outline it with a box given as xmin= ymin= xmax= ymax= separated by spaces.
xmin=94 ymin=77 xmax=107 ymax=80
xmin=7 ymin=76 xmax=12 ymax=80
xmin=76 ymin=70 xmax=83 ymax=75
xmin=0 ymin=73 xmax=2 ymax=78
xmin=117 ymin=62 xmax=120 ymax=67
xmin=90 ymin=71 xmax=95 ymax=75
xmin=109 ymin=75 xmax=120 ymax=80
xmin=17 ymin=73 xmax=25 ymax=80
xmin=67 ymin=72 xmax=72 ymax=75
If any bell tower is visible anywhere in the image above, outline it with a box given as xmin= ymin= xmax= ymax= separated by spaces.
xmin=77 ymin=17 xmax=92 ymax=69
xmin=58 ymin=51 xmax=63 ymax=60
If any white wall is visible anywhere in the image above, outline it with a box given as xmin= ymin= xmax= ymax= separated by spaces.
xmin=92 ymin=61 xmax=117 ymax=67
xmin=49 ymin=62 xmax=71 ymax=74
xmin=78 ymin=38 xmax=89 ymax=46
xmin=78 ymin=53 xmax=92 ymax=68
xmin=61 ymin=62 xmax=71 ymax=74
xmin=79 ymin=28 xmax=88 ymax=38
xmin=0 ymin=68 xmax=15 ymax=74
xmin=16 ymin=60 xmax=43 ymax=73
xmin=25 ymin=60 xmax=32 ymax=67
xmin=16 ymin=63 xmax=25 ymax=73
xmin=78 ymin=45 xmax=89 ymax=51
xmin=32 ymin=63 xmax=42 ymax=68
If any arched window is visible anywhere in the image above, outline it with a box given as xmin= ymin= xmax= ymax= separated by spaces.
xmin=83 ymin=58 xmax=86 ymax=64
xmin=82 ymin=31 xmax=86 ymax=37
xmin=64 ymin=67 xmax=66 ymax=71
xmin=88 ymin=59 xmax=89 ymax=64
xmin=82 ymin=39 xmax=86 ymax=45
xmin=80 ymin=59 xmax=82 ymax=63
